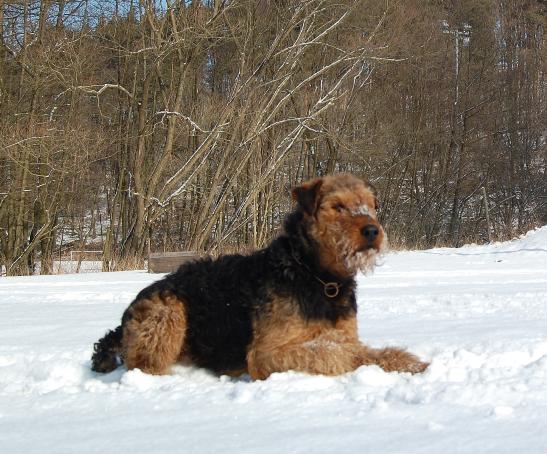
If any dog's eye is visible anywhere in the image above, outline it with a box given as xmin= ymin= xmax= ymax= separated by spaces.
xmin=333 ymin=203 xmax=346 ymax=212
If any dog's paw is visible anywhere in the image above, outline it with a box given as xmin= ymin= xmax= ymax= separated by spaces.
xmin=405 ymin=359 xmax=429 ymax=374
xmin=375 ymin=347 xmax=429 ymax=374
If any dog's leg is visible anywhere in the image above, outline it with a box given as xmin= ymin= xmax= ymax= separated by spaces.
xmin=247 ymin=338 xmax=365 ymax=380
xmin=247 ymin=308 xmax=360 ymax=379
xmin=248 ymin=342 xmax=428 ymax=379
xmin=358 ymin=345 xmax=429 ymax=374
xmin=122 ymin=291 xmax=187 ymax=375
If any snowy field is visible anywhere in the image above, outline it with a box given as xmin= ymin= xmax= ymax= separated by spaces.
xmin=1 ymin=227 xmax=546 ymax=454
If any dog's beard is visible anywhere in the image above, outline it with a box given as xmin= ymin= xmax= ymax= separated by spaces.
xmin=337 ymin=232 xmax=388 ymax=275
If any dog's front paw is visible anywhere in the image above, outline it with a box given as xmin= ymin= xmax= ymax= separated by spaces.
xmin=405 ymin=358 xmax=429 ymax=374
xmin=375 ymin=347 xmax=429 ymax=374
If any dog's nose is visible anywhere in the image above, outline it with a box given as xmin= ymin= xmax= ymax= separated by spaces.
xmin=361 ymin=224 xmax=379 ymax=242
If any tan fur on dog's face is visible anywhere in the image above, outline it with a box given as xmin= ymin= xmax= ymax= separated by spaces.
xmin=292 ymin=173 xmax=387 ymax=277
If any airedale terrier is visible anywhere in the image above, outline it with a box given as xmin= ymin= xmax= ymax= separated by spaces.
xmin=91 ymin=173 xmax=428 ymax=379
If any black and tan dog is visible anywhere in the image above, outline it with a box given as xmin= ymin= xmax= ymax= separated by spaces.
xmin=91 ymin=173 xmax=428 ymax=379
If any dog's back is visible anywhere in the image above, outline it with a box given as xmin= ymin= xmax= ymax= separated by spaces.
xmin=92 ymin=251 xmax=271 ymax=375
xmin=162 ymin=253 xmax=268 ymax=373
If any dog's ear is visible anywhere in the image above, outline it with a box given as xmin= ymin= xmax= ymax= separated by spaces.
xmin=366 ymin=181 xmax=379 ymax=210
xmin=291 ymin=178 xmax=323 ymax=214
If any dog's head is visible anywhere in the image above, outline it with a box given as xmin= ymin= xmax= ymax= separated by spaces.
xmin=291 ymin=173 xmax=387 ymax=276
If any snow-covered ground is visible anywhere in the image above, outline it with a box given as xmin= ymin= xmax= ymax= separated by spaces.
xmin=1 ymin=227 xmax=546 ymax=453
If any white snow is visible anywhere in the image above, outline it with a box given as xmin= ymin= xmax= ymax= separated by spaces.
xmin=1 ymin=227 xmax=547 ymax=453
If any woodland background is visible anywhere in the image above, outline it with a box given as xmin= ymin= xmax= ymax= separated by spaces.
xmin=0 ymin=0 xmax=545 ymax=275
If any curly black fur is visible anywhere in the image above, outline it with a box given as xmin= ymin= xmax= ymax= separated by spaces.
xmin=91 ymin=207 xmax=357 ymax=374
xmin=91 ymin=325 xmax=123 ymax=373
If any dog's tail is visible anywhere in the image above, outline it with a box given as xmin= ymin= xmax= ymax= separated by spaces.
xmin=91 ymin=326 xmax=123 ymax=373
